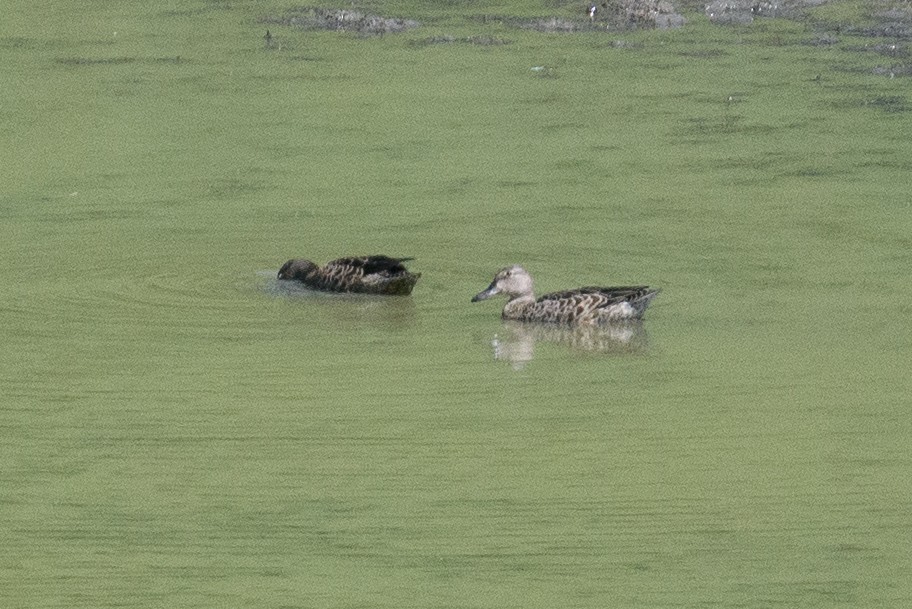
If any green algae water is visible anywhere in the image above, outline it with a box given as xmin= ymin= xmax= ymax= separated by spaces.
xmin=2 ymin=1 xmax=911 ymax=607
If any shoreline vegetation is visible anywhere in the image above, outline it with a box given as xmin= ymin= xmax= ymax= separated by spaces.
xmin=258 ymin=1 xmax=912 ymax=35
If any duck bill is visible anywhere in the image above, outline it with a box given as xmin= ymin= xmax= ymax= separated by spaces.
xmin=471 ymin=283 xmax=500 ymax=302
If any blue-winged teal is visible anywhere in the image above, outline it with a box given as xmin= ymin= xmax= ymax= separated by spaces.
xmin=472 ymin=265 xmax=658 ymax=324
xmin=278 ymin=255 xmax=420 ymax=295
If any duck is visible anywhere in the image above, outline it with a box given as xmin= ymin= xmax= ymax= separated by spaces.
xmin=471 ymin=265 xmax=658 ymax=324
xmin=277 ymin=255 xmax=420 ymax=295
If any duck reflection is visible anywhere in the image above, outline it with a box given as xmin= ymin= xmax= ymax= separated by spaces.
xmin=488 ymin=321 xmax=649 ymax=368
xmin=264 ymin=272 xmax=417 ymax=329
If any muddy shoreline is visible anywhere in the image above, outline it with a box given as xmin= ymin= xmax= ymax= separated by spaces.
xmin=262 ymin=1 xmax=912 ymax=36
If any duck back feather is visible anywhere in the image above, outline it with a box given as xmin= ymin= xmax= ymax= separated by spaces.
xmin=278 ymin=255 xmax=420 ymax=295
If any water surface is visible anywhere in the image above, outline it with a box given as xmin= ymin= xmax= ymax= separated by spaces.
xmin=2 ymin=1 xmax=911 ymax=607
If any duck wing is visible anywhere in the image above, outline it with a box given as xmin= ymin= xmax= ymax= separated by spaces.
xmin=531 ymin=286 xmax=658 ymax=323
xmin=542 ymin=286 xmax=655 ymax=306
xmin=325 ymin=255 xmax=414 ymax=277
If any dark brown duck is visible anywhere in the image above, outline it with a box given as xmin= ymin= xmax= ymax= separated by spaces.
xmin=278 ymin=255 xmax=420 ymax=295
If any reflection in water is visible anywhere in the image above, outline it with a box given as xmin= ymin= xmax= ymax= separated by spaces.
xmin=259 ymin=271 xmax=417 ymax=329
xmin=489 ymin=321 xmax=649 ymax=368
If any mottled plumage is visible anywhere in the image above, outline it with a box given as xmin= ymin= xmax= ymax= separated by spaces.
xmin=278 ymin=255 xmax=420 ymax=295
xmin=472 ymin=265 xmax=658 ymax=325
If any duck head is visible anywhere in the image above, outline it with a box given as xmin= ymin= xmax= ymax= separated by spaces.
xmin=278 ymin=258 xmax=319 ymax=281
xmin=471 ymin=265 xmax=534 ymax=302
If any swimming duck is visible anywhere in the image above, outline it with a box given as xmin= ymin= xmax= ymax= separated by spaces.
xmin=278 ymin=255 xmax=420 ymax=295
xmin=472 ymin=265 xmax=658 ymax=324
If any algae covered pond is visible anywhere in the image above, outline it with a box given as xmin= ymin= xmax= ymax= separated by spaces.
xmin=2 ymin=0 xmax=911 ymax=606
